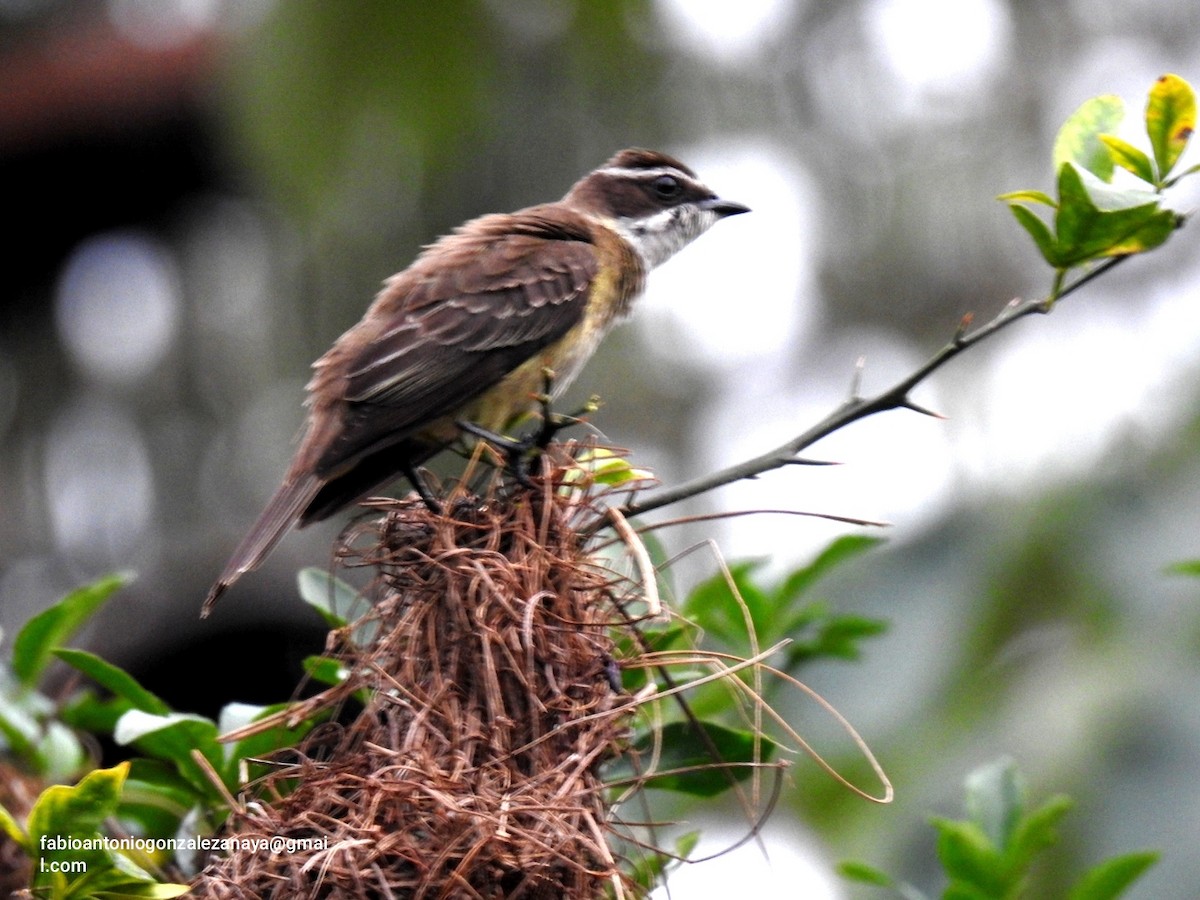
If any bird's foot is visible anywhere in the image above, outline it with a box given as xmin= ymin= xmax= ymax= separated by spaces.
xmin=402 ymin=460 xmax=443 ymax=514
xmin=530 ymin=368 xmax=599 ymax=451
xmin=456 ymin=371 xmax=598 ymax=487
xmin=455 ymin=420 xmax=540 ymax=486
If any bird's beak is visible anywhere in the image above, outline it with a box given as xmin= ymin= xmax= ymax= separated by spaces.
xmin=700 ymin=197 xmax=751 ymax=218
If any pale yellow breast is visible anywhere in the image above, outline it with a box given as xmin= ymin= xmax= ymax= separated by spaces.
xmin=466 ymin=221 xmax=645 ymax=434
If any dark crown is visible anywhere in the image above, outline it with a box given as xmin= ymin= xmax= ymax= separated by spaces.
xmin=562 ymin=148 xmax=714 ymax=220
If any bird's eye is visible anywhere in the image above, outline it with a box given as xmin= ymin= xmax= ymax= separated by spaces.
xmin=650 ymin=174 xmax=682 ymax=200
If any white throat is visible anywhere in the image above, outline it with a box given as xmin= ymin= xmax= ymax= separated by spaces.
xmin=609 ymin=205 xmax=724 ymax=270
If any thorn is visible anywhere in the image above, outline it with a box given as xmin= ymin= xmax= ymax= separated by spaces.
xmin=849 ymin=356 xmax=866 ymax=400
xmin=783 ymin=457 xmax=842 ymax=467
xmin=901 ymin=396 xmax=948 ymax=420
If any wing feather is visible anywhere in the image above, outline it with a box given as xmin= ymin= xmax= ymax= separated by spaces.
xmin=312 ymin=209 xmax=599 ymax=477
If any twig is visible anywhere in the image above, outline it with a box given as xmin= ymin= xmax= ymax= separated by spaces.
xmin=612 ymin=256 xmax=1131 ymax=522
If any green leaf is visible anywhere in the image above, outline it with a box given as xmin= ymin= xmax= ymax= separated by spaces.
xmin=1098 ymin=134 xmax=1155 ymax=185
xmin=1168 ymin=559 xmax=1200 ymax=576
xmin=964 ymin=758 xmax=1024 ymax=852
xmin=628 ymin=721 xmax=778 ymax=797
xmin=36 ymin=720 xmax=88 ymax=781
xmin=836 ymin=859 xmax=896 ymax=887
xmin=119 ymin=759 xmax=205 ymax=834
xmin=297 ymin=567 xmax=370 ymax=630
xmin=943 ymin=886 xmax=995 ymax=900
xmin=60 ymin=688 xmax=135 ymax=736
xmin=1054 ymin=94 xmax=1124 ymax=181
xmin=1099 ymin=211 xmax=1179 ymax=258
xmin=782 ymin=610 xmax=887 ymax=666
xmin=11 ymin=573 xmax=130 ymax=687
xmin=1171 ymin=161 xmax=1200 ymax=182
xmin=1067 ymin=850 xmax=1159 ymax=900
xmin=777 ymin=534 xmax=884 ymax=605
xmin=222 ymin=701 xmax=320 ymax=768
xmin=114 ymin=709 xmax=216 ymax=748
xmin=571 ymin=446 xmax=655 ymax=486
xmin=1007 ymin=793 xmax=1073 ymax=868
xmin=0 ymin=695 xmax=42 ymax=765
xmin=637 ymin=624 xmax=691 ymax=653
xmin=303 ymin=654 xmax=349 ymax=686
xmin=673 ymin=829 xmax=699 ymax=860
xmin=624 ymin=830 xmax=700 ymax=892
xmin=681 ymin=559 xmax=771 ymax=642
xmin=732 ymin=564 xmax=776 ymax=641
xmin=995 ymin=189 xmax=1056 ymax=207
xmin=681 ymin=540 xmax=885 ymax=666
xmin=1054 ymin=163 xmax=1176 ymax=265
xmin=113 ymin=710 xmax=226 ymax=796
xmin=1006 ymin=203 xmax=1061 ymax=267
xmin=932 ymin=818 xmax=1005 ymax=892
xmin=93 ymin=884 xmax=192 ymax=899
xmin=53 ymin=649 xmax=171 ymax=716
xmin=1146 ymin=73 xmax=1196 ymax=180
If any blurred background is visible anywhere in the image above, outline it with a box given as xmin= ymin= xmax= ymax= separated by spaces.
xmin=2 ymin=0 xmax=1199 ymax=896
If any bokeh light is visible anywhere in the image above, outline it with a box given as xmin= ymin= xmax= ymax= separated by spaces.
xmin=54 ymin=230 xmax=181 ymax=385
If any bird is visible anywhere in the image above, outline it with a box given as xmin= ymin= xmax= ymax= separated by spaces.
xmin=203 ymin=148 xmax=749 ymax=615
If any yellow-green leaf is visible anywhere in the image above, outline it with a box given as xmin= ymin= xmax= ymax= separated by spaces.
xmin=1054 ymin=94 xmax=1124 ymax=181
xmin=996 ymin=189 xmax=1056 ymax=206
xmin=1146 ymin=73 xmax=1196 ymax=178
xmin=1098 ymin=134 xmax=1155 ymax=185
xmin=26 ymin=762 xmax=129 ymax=842
xmin=0 ymin=800 xmax=28 ymax=850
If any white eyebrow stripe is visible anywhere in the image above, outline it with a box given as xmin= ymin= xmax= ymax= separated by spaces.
xmin=593 ymin=166 xmax=693 ymax=181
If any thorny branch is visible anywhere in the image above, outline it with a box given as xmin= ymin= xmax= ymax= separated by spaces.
xmin=614 ymin=255 xmax=1132 ymax=522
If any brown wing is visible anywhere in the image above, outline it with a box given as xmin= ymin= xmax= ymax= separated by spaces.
xmin=203 ymin=208 xmax=600 ymax=616
xmin=312 ymin=208 xmax=599 ymax=478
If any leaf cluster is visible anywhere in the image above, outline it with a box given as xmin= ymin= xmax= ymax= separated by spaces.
xmin=999 ymin=75 xmax=1195 ymax=295
xmin=607 ymin=534 xmax=886 ymax=795
xmin=604 ymin=533 xmax=891 ymax=896
xmin=681 ymin=534 xmax=887 ymax=670
xmin=839 ymin=759 xmax=1158 ymax=899
xmin=0 ymin=575 xmax=321 ymax=897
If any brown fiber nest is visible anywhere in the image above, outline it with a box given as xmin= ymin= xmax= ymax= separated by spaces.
xmin=193 ymin=446 xmax=655 ymax=899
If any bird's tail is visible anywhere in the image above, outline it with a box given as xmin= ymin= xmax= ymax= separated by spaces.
xmin=202 ymin=474 xmax=322 ymax=617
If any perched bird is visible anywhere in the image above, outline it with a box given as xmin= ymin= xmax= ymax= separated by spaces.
xmin=203 ymin=148 xmax=748 ymax=615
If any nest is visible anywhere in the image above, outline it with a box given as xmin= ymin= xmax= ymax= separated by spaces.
xmin=193 ymin=451 xmax=646 ymax=899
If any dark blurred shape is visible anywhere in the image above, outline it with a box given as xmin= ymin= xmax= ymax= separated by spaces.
xmin=0 ymin=6 xmax=223 ymax=299
xmin=117 ymin=619 xmax=327 ymax=722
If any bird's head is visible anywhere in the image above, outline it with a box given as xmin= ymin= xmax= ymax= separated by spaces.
xmin=563 ymin=148 xmax=749 ymax=269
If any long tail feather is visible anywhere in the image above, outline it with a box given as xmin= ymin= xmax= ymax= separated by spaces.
xmin=202 ymin=475 xmax=322 ymax=617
